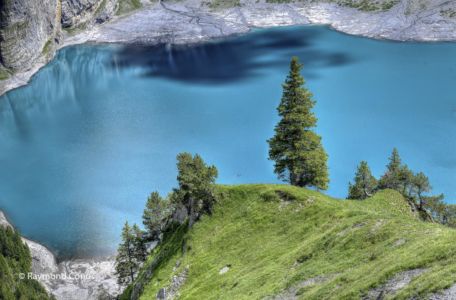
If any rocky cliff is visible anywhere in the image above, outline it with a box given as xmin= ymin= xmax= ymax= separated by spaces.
xmin=0 ymin=0 xmax=61 ymax=72
xmin=0 ymin=0 xmax=119 ymax=78
xmin=61 ymin=0 xmax=119 ymax=28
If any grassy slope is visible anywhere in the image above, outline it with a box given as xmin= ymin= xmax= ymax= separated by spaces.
xmin=132 ymin=185 xmax=456 ymax=299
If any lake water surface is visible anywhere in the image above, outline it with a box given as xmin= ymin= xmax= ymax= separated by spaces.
xmin=0 ymin=26 xmax=455 ymax=258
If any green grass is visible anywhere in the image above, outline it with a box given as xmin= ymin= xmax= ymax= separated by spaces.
xmin=116 ymin=0 xmax=142 ymax=16
xmin=126 ymin=185 xmax=456 ymax=299
xmin=0 ymin=68 xmax=11 ymax=80
xmin=41 ymin=39 xmax=53 ymax=55
xmin=264 ymin=0 xmax=398 ymax=11
xmin=206 ymin=0 xmax=241 ymax=10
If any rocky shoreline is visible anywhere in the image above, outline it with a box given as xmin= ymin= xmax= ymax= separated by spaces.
xmin=0 ymin=211 xmax=121 ymax=300
xmin=3 ymin=0 xmax=456 ymax=96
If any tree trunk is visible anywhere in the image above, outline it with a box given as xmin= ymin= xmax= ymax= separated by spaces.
xmin=188 ymin=197 xmax=196 ymax=228
xmin=127 ymin=240 xmax=135 ymax=283
xmin=363 ymin=187 xmax=372 ymax=198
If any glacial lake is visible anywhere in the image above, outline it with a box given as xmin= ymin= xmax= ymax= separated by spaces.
xmin=0 ymin=26 xmax=455 ymax=258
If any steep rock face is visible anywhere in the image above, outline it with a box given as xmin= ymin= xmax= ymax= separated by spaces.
xmin=0 ymin=0 xmax=61 ymax=71
xmin=0 ymin=0 xmax=119 ymax=75
xmin=61 ymin=0 xmax=119 ymax=28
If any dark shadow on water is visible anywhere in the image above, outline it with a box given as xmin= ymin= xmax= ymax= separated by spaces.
xmin=111 ymin=27 xmax=357 ymax=84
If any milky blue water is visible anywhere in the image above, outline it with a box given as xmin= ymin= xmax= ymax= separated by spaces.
xmin=0 ymin=26 xmax=455 ymax=258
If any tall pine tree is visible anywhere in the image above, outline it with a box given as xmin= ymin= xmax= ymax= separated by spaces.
xmin=143 ymin=191 xmax=172 ymax=241
xmin=115 ymin=222 xmax=146 ymax=285
xmin=132 ymin=224 xmax=147 ymax=263
xmin=268 ymin=57 xmax=329 ymax=190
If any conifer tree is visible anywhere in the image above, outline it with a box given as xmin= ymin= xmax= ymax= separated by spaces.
xmin=412 ymin=172 xmax=431 ymax=209
xmin=115 ymin=222 xmax=143 ymax=285
xmin=175 ymin=153 xmax=218 ymax=227
xmin=132 ymin=224 xmax=148 ymax=263
xmin=377 ymin=149 xmax=448 ymax=222
xmin=378 ymin=148 xmax=403 ymax=190
xmin=398 ymin=165 xmax=414 ymax=197
xmin=143 ymin=191 xmax=172 ymax=241
xmin=347 ymin=161 xmax=377 ymax=200
xmin=268 ymin=56 xmax=329 ymax=190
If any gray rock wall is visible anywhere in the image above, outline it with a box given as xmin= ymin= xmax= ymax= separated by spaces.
xmin=0 ymin=0 xmax=119 ymax=74
xmin=61 ymin=0 xmax=119 ymax=28
xmin=0 ymin=0 xmax=61 ymax=71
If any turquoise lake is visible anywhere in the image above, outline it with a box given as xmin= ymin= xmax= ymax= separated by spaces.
xmin=0 ymin=26 xmax=455 ymax=258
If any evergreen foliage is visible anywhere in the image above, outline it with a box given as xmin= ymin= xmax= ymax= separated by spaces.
xmin=378 ymin=148 xmax=405 ymax=191
xmin=115 ymin=222 xmax=147 ymax=285
xmin=347 ymin=161 xmax=377 ymax=200
xmin=268 ymin=57 xmax=329 ymax=190
xmin=132 ymin=224 xmax=148 ymax=263
xmin=376 ymin=148 xmax=446 ymax=223
xmin=117 ymin=153 xmax=218 ymax=284
xmin=411 ymin=172 xmax=431 ymax=209
xmin=142 ymin=192 xmax=172 ymax=241
xmin=0 ymin=226 xmax=50 ymax=300
xmin=174 ymin=153 xmax=218 ymax=227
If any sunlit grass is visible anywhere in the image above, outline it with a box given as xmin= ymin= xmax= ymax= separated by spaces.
xmin=129 ymin=185 xmax=456 ymax=299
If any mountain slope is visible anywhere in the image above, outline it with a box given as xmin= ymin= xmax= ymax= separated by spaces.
xmin=124 ymin=185 xmax=456 ymax=299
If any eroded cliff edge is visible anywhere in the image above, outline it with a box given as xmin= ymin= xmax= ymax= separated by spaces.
xmin=0 ymin=0 xmax=120 ymax=94
xmin=0 ymin=0 xmax=61 ymax=72
xmin=2 ymin=0 xmax=456 ymax=95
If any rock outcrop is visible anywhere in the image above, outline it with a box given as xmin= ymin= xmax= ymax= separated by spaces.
xmin=364 ymin=269 xmax=427 ymax=299
xmin=156 ymin=266 xmax=189 ymax=300
xmin=61 ymin=0 xmax=119 ymax=28
xmin=0 ymin=210 xmax=121 ymax=300
xmin=38 ymin=256 xmax=120 ymax=300
xmin=0 ymin=0 xmax=61 ymax=71
xmin=0 ymin=0 xmax=119 ymax=87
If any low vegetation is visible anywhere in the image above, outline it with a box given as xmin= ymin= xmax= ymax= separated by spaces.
xmin=339 ymin=0 xmax=399 ymax=11
xmin=42 ymin=40 xmax=53 ymax=56
xmin=0 ymin=227 xmax=51 ymax=300
xmin=122 ymin=185 xmax=456 ymax=299
xmin=0 ymin=68 xmax=11 ymax=81
xmin=348 ymin=149 xmax=453 ymax=226
xmin=244 ymin=0 xmax=400 ymax=12
xmin=202 ymin=0 xmax=399 ymax=12
xmin=116 ymin=0 xmax=142 ymax=15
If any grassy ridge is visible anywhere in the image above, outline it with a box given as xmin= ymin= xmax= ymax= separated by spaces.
xmin=128 ymin=185 xmax=456 ymax=299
